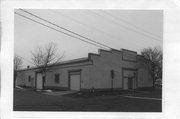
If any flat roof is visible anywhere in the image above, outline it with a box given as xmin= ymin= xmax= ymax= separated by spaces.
xmin=17 ymin=48 xmax=143 ymax=72
xmin=18 ymin=57 xmax=90 ymax=72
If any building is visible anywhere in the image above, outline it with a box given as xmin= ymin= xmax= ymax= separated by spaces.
xmin=16 ymin=48 xmax=153 ymax=91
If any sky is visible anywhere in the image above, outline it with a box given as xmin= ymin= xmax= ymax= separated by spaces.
xmin=14 ymin=9 xmax=163 ymax=68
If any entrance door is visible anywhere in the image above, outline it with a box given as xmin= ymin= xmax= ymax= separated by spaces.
xmin=128 ymin=77 xmax=133 ymax=90
xmin=123 ymin=77 xmax=128 ymax=90
xmin=69 ymin=71 xmax=81 ymax=91
xmin=123 ymin=69 xmax=137 ymax=90
xmin=36 ymin=73 xmax=43 ymax=90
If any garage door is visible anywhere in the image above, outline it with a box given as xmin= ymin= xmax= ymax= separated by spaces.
xmin=70 ymin=71 xmax=81 ymax=91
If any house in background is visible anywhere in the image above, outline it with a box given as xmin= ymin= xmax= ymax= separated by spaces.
xmin=16 ymin=48 xmax=153 ymax=91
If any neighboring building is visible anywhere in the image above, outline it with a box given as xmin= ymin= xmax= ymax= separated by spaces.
xmin=16 ymin=48 xmax=153 ymax=91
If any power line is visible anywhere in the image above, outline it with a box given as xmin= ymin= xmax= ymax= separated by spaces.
xmin=86 ymin=10 xmax=161 ymax=42
xmin=19 ymin=9 xmax=112 ymax=49
xmin=101 ymin=11 xmax=161 ymax=39
xmin=15 ymin=12 xmax=109 ymax=50
xmin=54 ymin=11 xmax=142 ymax=48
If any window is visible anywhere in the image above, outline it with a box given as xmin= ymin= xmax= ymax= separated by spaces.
xmin=28 ymin=76 xmax=31 ymax=82
xmin=54 ymin=74 xmax=60 ymax=84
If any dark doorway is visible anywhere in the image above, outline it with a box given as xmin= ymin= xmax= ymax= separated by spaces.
xmin=128 ymin=77 xmax=133 ymax=90
xmin=43 ymin=76 xmax=46 ymax=89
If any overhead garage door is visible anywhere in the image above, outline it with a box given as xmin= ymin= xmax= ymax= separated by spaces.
xmin=69 ymin=71 xmax=81 ymax=91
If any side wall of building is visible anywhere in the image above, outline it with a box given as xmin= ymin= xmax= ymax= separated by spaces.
xmin=16 ymin=61 xmax=93 ymax=91
xmin=16 ymin=70 xmax=36 ymax=88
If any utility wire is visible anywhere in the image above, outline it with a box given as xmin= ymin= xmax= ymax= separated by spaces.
xmin=19 ymin=9 xmax=112 ymax=49
xmin=15 ymin=12 xmax=109 ymax=50
xmin=54 ymin=11 xmax=142 ymax=48
xmin=87 ymin=10 xmax=161 ymax=42
xmin=101 ymin=11 xmax=161 ymax=39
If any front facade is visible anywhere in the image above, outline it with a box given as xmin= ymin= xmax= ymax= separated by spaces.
xmin=16 ymin=48 xmax=153 ymax=91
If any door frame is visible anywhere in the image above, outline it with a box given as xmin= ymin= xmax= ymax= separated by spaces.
xmin=122 ymin=68 xmax=138 ymax=90
xmin=68 ymin=69 xmax=82 ymax=91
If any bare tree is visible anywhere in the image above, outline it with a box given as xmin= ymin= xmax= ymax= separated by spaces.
xmin=141 ymin=46 xmax=162 ymax=88
xmin=14 ymin=55 xmax=23 ymax=88
xmin=31 ymin=42 xmax=64 ymax=88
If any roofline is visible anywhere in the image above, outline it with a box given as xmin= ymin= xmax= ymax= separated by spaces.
xmin=111 ymin=48 xmax=122 ymax=53
xmin=121 ymin=48 xmax=137 ymax=54
xmin=17 ymin=57 xmax=90 ymax=72
xmin=49 ymin=57 xmax=90 ymax=67
xmin=137 ymin=54 xmax=144 ymax=57
xmin=17 ymin=48 xmax=141 ymax=72
xmin=98 ymin=49 xmax=112 ymax=54
xmin=88 ymin=53 xmax=100 ymax=58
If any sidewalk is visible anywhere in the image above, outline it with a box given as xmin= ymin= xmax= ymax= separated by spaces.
xmin=43 ymin=90 xmax=78 ymax=96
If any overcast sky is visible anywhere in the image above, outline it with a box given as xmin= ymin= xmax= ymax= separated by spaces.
xmin=14 ymin=9 xmax=163 ymax=68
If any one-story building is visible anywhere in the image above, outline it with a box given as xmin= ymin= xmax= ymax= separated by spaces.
xmin=16 ymin=48 xmax=153 ymax=91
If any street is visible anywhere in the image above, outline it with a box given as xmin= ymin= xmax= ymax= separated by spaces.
xmin=14 ymin=89 xmax=162 ymax=112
